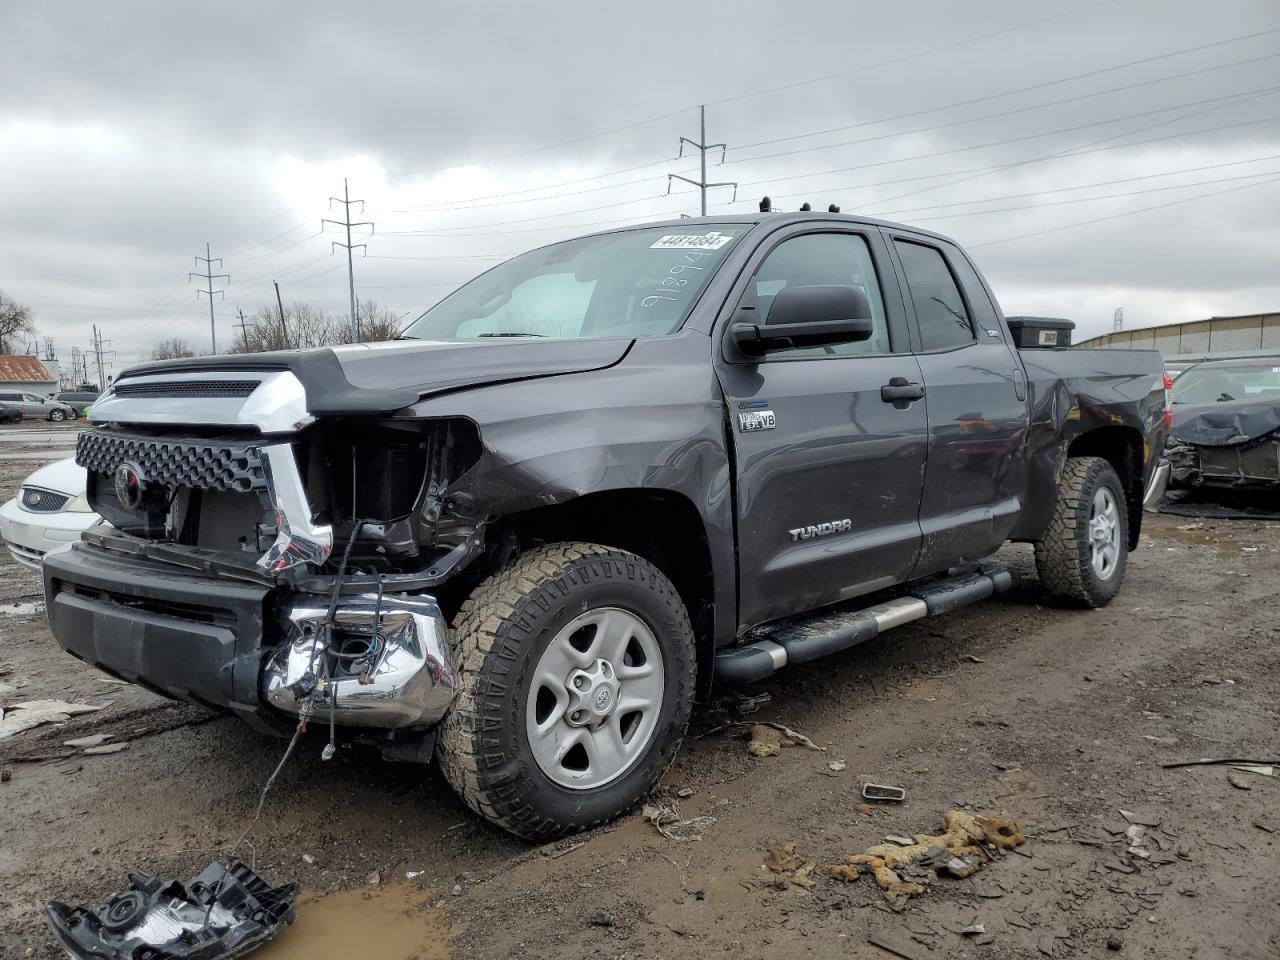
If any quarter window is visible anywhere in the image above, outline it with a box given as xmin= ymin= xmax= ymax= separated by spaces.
xmin=749 ymin=232 xmax=890 ymax=356
xmin=894 ymin=240 xmax=974 ymax=351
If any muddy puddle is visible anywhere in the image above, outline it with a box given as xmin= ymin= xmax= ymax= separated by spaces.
xmin=257 ymin=883 xmax=452 ymax=960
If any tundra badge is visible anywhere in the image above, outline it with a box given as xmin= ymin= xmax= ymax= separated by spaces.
xmin=789 ymin=519 xmax=852 ymax=542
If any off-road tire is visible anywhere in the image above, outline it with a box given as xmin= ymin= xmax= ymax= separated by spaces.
xmin=1035 ymin=456 xmax=1128 ymax=608
xmin=437 ymin=542 xmax=696 ymax=841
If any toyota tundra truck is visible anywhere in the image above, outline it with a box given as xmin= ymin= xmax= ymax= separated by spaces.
xmin=43 ymin=212 xmax=1170 ymax=839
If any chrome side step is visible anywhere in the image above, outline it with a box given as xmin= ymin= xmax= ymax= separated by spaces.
xmin=714 ymin=563 xmax=1011 ymax=684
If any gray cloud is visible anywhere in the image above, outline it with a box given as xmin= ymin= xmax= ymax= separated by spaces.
xmin=2 ymin=0 xmax=1278 ymax=365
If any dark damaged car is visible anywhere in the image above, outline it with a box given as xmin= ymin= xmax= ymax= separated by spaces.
xmin=42 ymin=213 xmax=1169 ymax=839
xmin=1165 ymin=358 xmax=1280 ymax=493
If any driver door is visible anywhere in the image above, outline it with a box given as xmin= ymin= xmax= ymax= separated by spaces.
xmin=714 ymin=226 xmax=929 ymax=629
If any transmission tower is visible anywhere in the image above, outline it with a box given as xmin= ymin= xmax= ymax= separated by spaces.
xmin=668 ymin=105 xmax=738 ymax=216
xmin=323 ymin=178 xmax=374 ymax=343
xmin=90 ymin=325 xmax=114 ymax=392
xmin=1113 ymin=307 xmax=1124 ymax=333
xmin=190 ymin=242 xmax=229 ymax=353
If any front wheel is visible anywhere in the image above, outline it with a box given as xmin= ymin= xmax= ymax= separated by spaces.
xmin=437 ymin=543 xmax=695 ymax=840
xmin=49 ymin=409 xmax=67 ymax=422
xmin=1035 ymin=456 xmax=1129 ymax=607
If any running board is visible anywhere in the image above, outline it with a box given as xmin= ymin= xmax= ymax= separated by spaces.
xmin=714 ymin=563 xmax=1011 ymax=684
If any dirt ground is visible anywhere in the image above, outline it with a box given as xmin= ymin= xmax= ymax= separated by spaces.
xmin=1 ymin=424 xmax=1277 ymax=960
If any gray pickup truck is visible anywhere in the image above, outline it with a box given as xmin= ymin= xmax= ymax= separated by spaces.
xmin=43 ymin=212 xmax=1169 ymax=839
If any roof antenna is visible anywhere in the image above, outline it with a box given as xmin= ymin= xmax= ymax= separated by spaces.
xmin=828 ymin=203 xmax=841 ymax=213
xmin=799 ymin=202 xmax=811 ymax=211
xmin=759 ymin=196 xmax=772 ymax=212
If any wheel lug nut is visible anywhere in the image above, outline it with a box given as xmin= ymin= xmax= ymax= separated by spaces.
xmin=571 ymin=710 xmax=585 ymax=722
xmin=573 ymin=676 xmax=587 ymax=689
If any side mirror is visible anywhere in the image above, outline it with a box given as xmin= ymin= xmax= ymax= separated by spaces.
xmin=730 ymin=284 xmax=874 ymax=357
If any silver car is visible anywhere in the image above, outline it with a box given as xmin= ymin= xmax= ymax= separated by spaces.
xmin=0 ymin=391 xmax=76 ymax=422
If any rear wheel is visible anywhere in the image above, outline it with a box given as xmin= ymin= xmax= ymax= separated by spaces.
xmin=437 ymin=543 xmax=695 ymax=840
xmin=1035 ymin=456 xmax=1129 ymax=607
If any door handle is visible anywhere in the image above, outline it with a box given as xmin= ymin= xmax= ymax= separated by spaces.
xmin=880 ymin=377 xmax=925 ymax=403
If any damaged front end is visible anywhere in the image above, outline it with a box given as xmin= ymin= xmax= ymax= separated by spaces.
xmin=46 ymin=859 xmax=296 ymax=960
xmin=1167 ymin=431 xmax=1280 ymax=493
xmin=49 ymin=369 xmax=492 ymax=745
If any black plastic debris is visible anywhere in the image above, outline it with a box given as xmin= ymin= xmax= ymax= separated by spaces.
xmin=46 ymin=858 xmax=297 ymax=960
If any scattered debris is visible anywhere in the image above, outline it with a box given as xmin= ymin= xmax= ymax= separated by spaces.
xmin=824 ymin=810 xmax=1025 ymax=902
xmin=856 ymin=803 xmax=873 ymax=816
xmin=63 ymin=734 xmax=113 ymax=749
xmin=0 ymin=700 xmax=105 ymax=741
xmin=676 ymin=787 xmax=695 ymax=799
xmin=1119 ymin=808 xmax=1162 ymax=828
xmin=960 ymin=922 xmax=987 ymax=936
xmin=827 ymin=760 xmax=847 ymax=773
xmin=867 ymin=929 xmax=926 ymax=960
xmin=1227 ymin=773 xmax=1253 ymax=791
xmin=538 ymin=841 xmax=585 ymax=860
xmin=404 ymin=870 xmax=423 ymax=879
xmin=1 ymin=767 xmax=11 ymax=783
xmin=733 ymin=691 xmax=772 ymax=715
xmin=863 ymin=783 xmax=906 ymax=803
xmin=961 ymin=654 xmax=985 ymax=663
xmin=1253 ymin=818 xmax=1276 ymax=834
xmin=301 ymin=854 xmax=316 ymax=866
xmin=994 ymin=761 xmax=1023 ymax=771
xmin=1162 ymin=757 xmax=1280 ymax=769
xmin=642 ymin=799 xmax=716 ymax=841
xmin=45 ymin=859 xmax=296 ymax=960
xmin=451 ymin=884 xmax=463 ymax=896
xmin=884 ymin=835 xmax=915 ymax=847
xmin=366 ymin=870 xmax=381 ymax=886
xmin=586 ymin=911 xmax=614 ymax=927
xmin=1230 ymin=764 xmax=1275 ymax=778
xmin=761 ymin=842 xmax=816 ymax=891
xmin=83 ymin=742 xmax=129 ymax=756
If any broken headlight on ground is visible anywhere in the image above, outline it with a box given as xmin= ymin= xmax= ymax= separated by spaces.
xmin=45 ymin=859 xmax=297 ymax=960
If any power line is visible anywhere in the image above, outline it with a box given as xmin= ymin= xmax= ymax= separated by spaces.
xmin=729 ymin=38 xmax=1280 ymax=156
xmin=322 ymin=178 xmax=374 ymax=343
xmin=189 ymin=242 xmax=229 ymax=354
xmin=668 ymin=105 xmax=738 ymax=216
xmin=383 ymin=0 xmax=1111 ymax=181
xmin=968 ymin=173 xmax=1280 ymax=249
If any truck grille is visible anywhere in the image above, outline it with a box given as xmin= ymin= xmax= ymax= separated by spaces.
xmin=20 ymin=486 xmax=70 ymax=512
xmin=112 ymin=379 xmax=260 ymax=399
xmin=76 ymin=431 xmax=266 ymax=493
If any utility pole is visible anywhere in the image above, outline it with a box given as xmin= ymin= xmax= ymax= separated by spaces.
xmin=668 ymin=105 xmax=738 ymax=216
xmin=233 ymin=306 xmax=252 ymax=353
xmin=90 ymin=326 xmax=113 ymax=392
xmin=190 ymin=242 xmax=229 ymax=354
xmin=1113 ymin=307 xmax=1124 ymax=333
xmin=274 ymin=281 xmax=289 ymax=348
xmin=322 ymin=178 xmax=374 ymax=343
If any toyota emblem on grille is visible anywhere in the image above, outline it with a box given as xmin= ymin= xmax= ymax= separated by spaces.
xmin=113 ymin=461 xmax=147 ymax=509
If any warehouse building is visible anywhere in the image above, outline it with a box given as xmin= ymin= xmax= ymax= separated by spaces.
xmin=1077 ymin=311 xmax=1280 ymax=366
xmin=0 ymin=355 xmax=59 ymax=396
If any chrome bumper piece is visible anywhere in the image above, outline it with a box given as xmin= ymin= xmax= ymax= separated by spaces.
xmin=261 ymin=593 xmax=456 ymax=729
xmin=1143 ymin=458 xmax=1170 ymax=510
xmin=258 ymin=443 xmax=334 ymax=573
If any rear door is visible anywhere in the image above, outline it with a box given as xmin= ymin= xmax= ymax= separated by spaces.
xmin=883 ymin=231 xmax=1030 ymax=574
xmin=715 ymin=224 xmax=929 ymax=628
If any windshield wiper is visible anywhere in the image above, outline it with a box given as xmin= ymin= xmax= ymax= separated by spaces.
xmin=476 ymin=331 xmax=547 ymax=338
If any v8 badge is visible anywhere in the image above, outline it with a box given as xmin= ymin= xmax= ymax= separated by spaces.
xmin=738 ymin=409 xmax=776 ymax=432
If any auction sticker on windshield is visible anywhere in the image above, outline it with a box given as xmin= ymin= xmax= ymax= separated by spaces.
xmin=650 ymin=231 xmax=735 ymax=250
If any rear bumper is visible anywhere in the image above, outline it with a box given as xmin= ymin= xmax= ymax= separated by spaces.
xmin=1142 ymin=459 xmax=1170 ymax=509
xmin=42 ymin=542 xmax=279 ymax=729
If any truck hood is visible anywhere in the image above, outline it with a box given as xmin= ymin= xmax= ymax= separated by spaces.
xmin=1170 ymin=398 xmax=1280 ymax=446
xmin=116 ymin=337 xmax=634 ymax=415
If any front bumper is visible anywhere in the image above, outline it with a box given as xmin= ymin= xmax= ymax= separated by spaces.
xmin=43 ymin=541 xmax=456 ymax=733
xmin=0 ymin=496 xmax=103 ymax=570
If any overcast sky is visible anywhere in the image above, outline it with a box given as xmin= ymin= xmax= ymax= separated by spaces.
xmin=3 ymin=0 xmax=1278 ymax=370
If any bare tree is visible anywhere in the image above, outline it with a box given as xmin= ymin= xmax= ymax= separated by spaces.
xmin=352 ymin=298 xmax=404 ymax=343
xmin=0 ymin=290 xmax=36 ymax=355
xmin=230 ymin=302 xmax=347 ymax=353
xmin=151 ymin=337 xmax=196 ymax=360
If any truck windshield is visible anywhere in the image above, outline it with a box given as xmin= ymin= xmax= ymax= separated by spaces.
xmin=400 ymin=225 xmax=745 ymax=341
xmin=1170 ymin=362 xmax=1280 ymax=404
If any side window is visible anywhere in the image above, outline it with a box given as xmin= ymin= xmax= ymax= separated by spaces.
xmin=750 ymin=232 xmax=891 ymax=357
xmin=894 ymin=240 xmax=974 ymax=351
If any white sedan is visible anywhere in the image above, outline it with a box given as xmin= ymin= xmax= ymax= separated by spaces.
xmin=0 ymin=458 xmax=103 ymax=570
